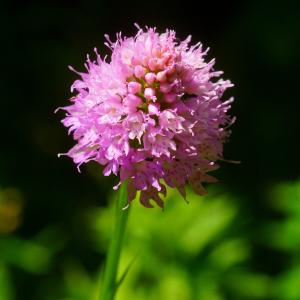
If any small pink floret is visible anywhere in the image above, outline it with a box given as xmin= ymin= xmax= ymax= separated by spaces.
xmin=148 ymin=103 xmax=160 ymax=115
xmin=134 ymin=65 xmax=146 ymax=78
xmin=128 ymin=82 xmax=142 ymax=94
xmin=145 ymin=72 xmax=156 ymax=84
xmin=156 ymin=71 xmax=167 ymax=82
xmin=144 ymin=87 xmax=156 ymax=100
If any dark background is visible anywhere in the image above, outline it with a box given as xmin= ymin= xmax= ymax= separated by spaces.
xmin=1 ymin=0 xmax=300 ymax=299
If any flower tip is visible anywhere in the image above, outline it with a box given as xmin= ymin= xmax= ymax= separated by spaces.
xmin=54 ymin=107 xmax=61 ymax=114
xmin=122 ymin=203 xmax=130 ymax=210
xmin=220 ymin=158 xmax=241 ymax=164
xmin=134 ymin=23 xmax=141 ymax=30
xmin=113 ymin=182 xmax=121 ymax=190
xmin=68 ymin=65 xmax=81 ymax=75
xmin=76 ymin=165 xmax=82 ymax=173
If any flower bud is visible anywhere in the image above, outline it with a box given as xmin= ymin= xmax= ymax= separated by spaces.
xmin=144 ymin=87 xmax=156 ymax=100
xmin=148 ymin=58 xmax=158 ymax=71
xmin=128 ymin=81 xmax=142 ymax=94
xmin=156 ymin=71 xmax=167 ymax=82
xmin=134 ymin=65 xmax=146 ymax=78
xmin=145 ymin=72 xmax=156 ymax=84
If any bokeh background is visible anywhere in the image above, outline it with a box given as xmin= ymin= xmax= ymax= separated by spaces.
xmin=1 ymin=0 xmax=300 ymax=299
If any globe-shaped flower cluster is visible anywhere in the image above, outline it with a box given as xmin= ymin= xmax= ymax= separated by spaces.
xmin=59 ymin=26 xmax=234 ymax=208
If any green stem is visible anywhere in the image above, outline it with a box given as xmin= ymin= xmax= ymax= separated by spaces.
xmin=100 ymin=182 xmax=129 ymax=300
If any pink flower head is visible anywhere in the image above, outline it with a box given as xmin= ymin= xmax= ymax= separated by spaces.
xmin=58 ymin=25 xmax=235 ymax=208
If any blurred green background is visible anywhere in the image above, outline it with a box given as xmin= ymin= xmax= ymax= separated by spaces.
xmin=1 ymin=0 xmax=300 ymax=299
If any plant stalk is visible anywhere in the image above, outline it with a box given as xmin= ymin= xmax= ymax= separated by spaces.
xmin=100 ymin=182 xmax=129 ymax=300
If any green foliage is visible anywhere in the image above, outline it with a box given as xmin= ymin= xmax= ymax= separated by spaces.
xmin=90 ymin=181 xmax=300 ymax=300
xmin=1 ymin=181 xmax=300 ymax=300
xmin=92 ymin=188 xmax=252 ymax=300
